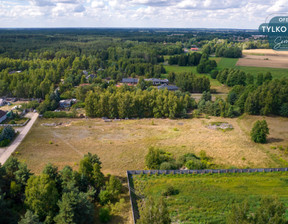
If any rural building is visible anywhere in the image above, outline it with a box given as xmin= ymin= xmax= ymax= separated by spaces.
xmin=8 ymin=70 xmax=22 ymax=75
xmin=191 ymin=47 xmax=199 ymax=51
xmin=82 ymin=70 xmax=89 ymax=76
xmin=59 ymin=99 xmax=77 ymax=108
xmin=0 ymin=99 xmax=6 ymax=106
xmin=85 ymin=74 xmax=96 ymax=80
xmin=121 ymin=78 xmax=139 ymax=85
xmin=145 ymin=78 xmax=169 ymax=86
xmin=0 ymin=110 xmax=7 ymax=123
xmin=158 ymin=85 xmax=179 ymax=91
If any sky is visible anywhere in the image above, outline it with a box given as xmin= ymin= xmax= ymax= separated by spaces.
xmin=0 ymin=0 xmax=287 ymax=28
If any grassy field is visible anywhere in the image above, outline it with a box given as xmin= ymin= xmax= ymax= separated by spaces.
xmin=217 ymin=58 xmax=288 ymax=80
xmin=133 ymin=172 xmax=288 ymax=223
xmin=15 ymin=115 xmax=288 ymax=176
xmin=14 ymin=115 xmax=288 ymax=224
xmin=163 ymin=65 xmax=222 ymax=88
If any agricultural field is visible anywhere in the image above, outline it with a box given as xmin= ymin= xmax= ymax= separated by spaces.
xmin=237 ymin=53 xmax=288 ymax=69
xmin=217 ymin=53 xmax=288 ymax=80
xmin=133 ymin=172 xmax=288 ymax=223
xmin=15 ymin=115 xmax=288 ymax=176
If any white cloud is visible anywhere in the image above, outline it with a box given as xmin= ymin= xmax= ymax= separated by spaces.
xmin=0 ymin=0 xmax=285 ymax=28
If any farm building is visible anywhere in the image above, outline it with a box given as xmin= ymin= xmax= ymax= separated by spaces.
xmin=121 ymin=78 xmax=139 ymax=85
xmin=85 ymin=74 xmax=96 ymax=81
xmin=0 ymin=110 xmax=7 ymax=123
xmin=158 ymin=85 xmax=179 ymax=91
xmin=145 ymin=78 xmax=169 ymax=86
xmin=59 ymin=99 xmax=77 ymax=108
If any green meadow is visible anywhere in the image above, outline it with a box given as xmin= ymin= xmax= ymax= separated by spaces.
xmin=133 ymin=172 xmax=288 ymax=223
xmin=217 ymin=58 xmax=288 ymax=80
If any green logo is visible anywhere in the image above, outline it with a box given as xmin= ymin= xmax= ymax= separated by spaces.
xmin=259 ymin=16 xmax=288 ymax=51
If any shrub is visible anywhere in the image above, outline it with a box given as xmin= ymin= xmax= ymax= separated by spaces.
xmin=99 ymin=207 xmax=111 ymax=223
xmin=145 ymin=147 xmax=173 ymax=170
xmin=160 ymin=162 xmax=174 ymax=170
xmin=250 ymin=120 xmax=269 ymax=143
xmin=0 ymin=139 xmax=11 ymax=147
xmin=43 ymin=111 xmax=75 ymax=118
xmin=99 ymin=190 xmax=111 ymax=205
xmin=162 ymin=186 xmax=179 ymax=196
xmin=280 ymin=103 xmax=288 ymax=117
xmin=185 ymin=159 xmax=206 ymax=170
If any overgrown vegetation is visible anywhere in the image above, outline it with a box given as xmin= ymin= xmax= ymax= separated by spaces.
xmin=145 ymin=147 xmax=212 ymax=170
xmin=133 ymin=172 xmax=288 ymax=223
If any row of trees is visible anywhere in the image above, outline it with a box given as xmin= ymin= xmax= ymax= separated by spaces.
xmin=197 ymin=78 xmax=288 ymax=118
xmin=201 ymin=40 xmax=242 ymax=58
xmin=0 ymin=154 xmax=122 ymax=224
xmin=227 ymin=79 xmax=288 ymax=116
xmin=85 ymin=87 xmax=195 ymax=119
xmin=175 ymin=72 xmax=210 ymax=93
xmin=168 ymin=52 xmax=202 ymax=66
xmin=215 ymin=69 xmax=272 ymax=87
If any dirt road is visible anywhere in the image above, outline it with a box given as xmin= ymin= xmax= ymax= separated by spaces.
xmin=0 ymin=113 xmax=39 ymax=165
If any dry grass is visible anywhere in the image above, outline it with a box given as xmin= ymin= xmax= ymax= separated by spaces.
xmin=237 ymin=115 xmax=288 ymax=166
xmin=14 ymin=115 xmax=288 ymax=224
xmin=237 ymin=54 xmax=288 ymax=69
xmin=242 ymin=49 xmax=288 ymax=56
xmin=237 ymin=49 xmax=288 ymax=69
xmin=16 ymin=116 xmax=288 ymax=177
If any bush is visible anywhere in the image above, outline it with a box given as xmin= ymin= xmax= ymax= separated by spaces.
xmin=145 ymin=147 xmax=173 ymax=170
xmin=0 ymin=126 xmax=15 ymax=142
xmin=0 ymin=139 xmax=10 ymax=147
xmin=185 ymin=159 xmax=206 ymax=170
xmin=250 ymin=120 xmax=269 ymax=143
xmin=160 ymin=162 xmax=174 ymax=170
xmin=210 ymin=70 xmax=218 ymax=79
xmin=99 ymin=207 xmax=111 ymax=223
xmin=162 ymin=186 xmax=179 ymax=196
xmin=43 ymin=111 xmax=76 ymax=118
xmin=99 ymin=190 xmax=111 ymax=205
xmin=280 ymin=103 xmax=288 ymax=117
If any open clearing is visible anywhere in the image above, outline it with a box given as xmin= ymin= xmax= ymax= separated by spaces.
xmin=13 ymin=115 xmax=288 ymax=224
xmin=15 ymin=115 xmax=288 ymax=177
xmin=133 ymin=172 xmax=288 ymax=223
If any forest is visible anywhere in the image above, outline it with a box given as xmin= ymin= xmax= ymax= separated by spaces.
xmin=0 ymin=28 xmax=287 ymax=119
xmin=0 ymin=154 xmax=123 ymax=224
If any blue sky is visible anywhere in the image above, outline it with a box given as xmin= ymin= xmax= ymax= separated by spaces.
xmin=0 ymin=0 xmax=287 ymax=28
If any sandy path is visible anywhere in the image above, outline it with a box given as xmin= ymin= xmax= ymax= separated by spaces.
xmin=0 ymin=113 xmax=39 ymax=165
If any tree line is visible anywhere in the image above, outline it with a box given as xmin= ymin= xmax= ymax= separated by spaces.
xmin=196 ymin=78 xmax=288 ymax=118
xmin=215 ymin=68 xmax=272 ymax=87
xmin=85 ymin=87 xmax=195 ymax=119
